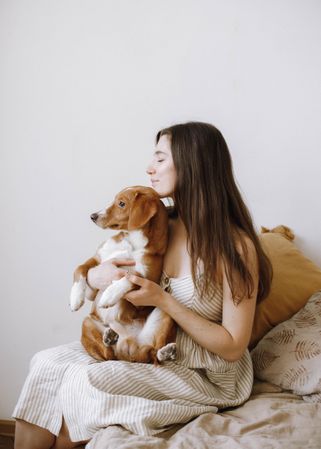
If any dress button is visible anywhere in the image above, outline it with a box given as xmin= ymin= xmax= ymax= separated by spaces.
xmin=163 ymin=276 xmax=171 ymax=292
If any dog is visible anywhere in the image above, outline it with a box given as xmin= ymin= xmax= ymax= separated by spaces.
xmin=69 ymin=186 xmax=176 ymax=364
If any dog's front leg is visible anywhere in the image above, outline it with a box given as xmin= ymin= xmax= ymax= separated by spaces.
xmin=70 ymin=257 xmax=99 ymax=311
xmin=98 ymin=276 xmax=133 ymax=308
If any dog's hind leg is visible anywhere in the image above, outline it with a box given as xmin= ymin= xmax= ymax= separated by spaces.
xmin=81 ymin=316 xmax=116 ymax=361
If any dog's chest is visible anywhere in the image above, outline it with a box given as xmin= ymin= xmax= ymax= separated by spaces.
xmin=97 ymin=230 xmax=148 ymax=263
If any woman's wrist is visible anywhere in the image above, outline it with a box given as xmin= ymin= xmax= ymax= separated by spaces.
xmin=160 ymin=291 xmax=175 ymax=313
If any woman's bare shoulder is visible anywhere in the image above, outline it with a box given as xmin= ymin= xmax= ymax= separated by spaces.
xmin=229 ymin=229 xmax=258 ymax=273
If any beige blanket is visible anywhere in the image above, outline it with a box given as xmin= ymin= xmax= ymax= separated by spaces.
xmin=87 ymin=381 xmax=321 ymax=449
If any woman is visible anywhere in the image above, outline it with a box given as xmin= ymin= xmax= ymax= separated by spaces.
xmin=13 ymin=121 xmax=272 ymax=449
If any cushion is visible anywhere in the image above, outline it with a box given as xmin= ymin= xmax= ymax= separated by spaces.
xmin=251 ymin=290 xmax=321 ymax=400
xmin=249 ymin=225 xmax=321 ymax=348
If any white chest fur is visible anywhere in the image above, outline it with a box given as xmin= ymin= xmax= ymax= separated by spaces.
xmin=97 ymin=230 xmax=148 ymax=276
xmin=96 ymin=230 xmax=148 ymax=308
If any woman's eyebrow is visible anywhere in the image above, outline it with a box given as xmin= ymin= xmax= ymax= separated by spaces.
xmin=154 ymin=150 xmax=167 ymax=156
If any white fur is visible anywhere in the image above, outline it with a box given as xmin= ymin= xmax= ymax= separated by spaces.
xmin=98 ymin=237 xmax=133 ymax=262
xmin=98 ymin=302 xmax=144 ymax=339
xmin=97 ymin=207 xmax=107 ymax=217
xmin=70 ymin=276 xmax=87 ymax=311
xmin=128 ymin=230 xmax=148 ymax=251
xmin=71 ymin=230 xmax=149 ymax=312
xmin=98 ymin=276 xmax=133 ymax=307
xmin=126 ymin=230 xmax=148 ymax=277
xmin=70 ymin=276 xmax=96 ymax=311
xmin=97 ymin=230 xmax=148 ymax=308
xmin=98 ymin=303 xmax=160 ymax=344
xmin=137 ymin=308 xmax=163 ymax=346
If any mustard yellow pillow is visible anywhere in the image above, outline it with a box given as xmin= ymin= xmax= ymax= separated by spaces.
xmin=249 ymin=225 xmax=321 ymax=349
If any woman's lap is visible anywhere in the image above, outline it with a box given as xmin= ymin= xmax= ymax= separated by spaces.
xmin=13 ymin=341 xmax=220 ymax=441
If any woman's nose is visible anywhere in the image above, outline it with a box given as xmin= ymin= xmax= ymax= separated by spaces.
xmin=146 ymin=163 xmax=155 ymax=175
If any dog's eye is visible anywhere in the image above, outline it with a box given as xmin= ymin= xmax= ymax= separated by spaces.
xmin=118 ymin=201 xmax=126 ymax=208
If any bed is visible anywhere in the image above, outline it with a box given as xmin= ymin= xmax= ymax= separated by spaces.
xmin=87 ymin=226 xmax=321 ymax=449
xmin=88 ymin=380 xmax=321 ymax=448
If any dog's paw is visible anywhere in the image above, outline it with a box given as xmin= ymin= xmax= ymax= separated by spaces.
xmin=98 ymin=283 xmax=125 ymax=308
xmin=103 ymin=327 xmax=119 ymax=346
xmin=98 ymin=290 xmax=113 ymax=308
xmin=69 ymin=279 xmax=86 ymax=311
xmin=157 ymin=343 xmax=177 ymax=362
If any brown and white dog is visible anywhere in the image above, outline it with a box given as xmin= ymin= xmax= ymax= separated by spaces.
xmin=69 ymin=186 xmax=176 ymax=364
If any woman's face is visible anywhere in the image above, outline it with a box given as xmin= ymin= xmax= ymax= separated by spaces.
xmin=146 ymin=134 xmax=177 ymax=198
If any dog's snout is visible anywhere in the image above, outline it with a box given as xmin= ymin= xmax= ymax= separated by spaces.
xmin=91 ymin=213 xmax=99 ymax=222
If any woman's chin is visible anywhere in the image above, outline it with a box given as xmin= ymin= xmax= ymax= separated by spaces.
xmin=151 ymin=183 xmax=173 ymax=199
xmin=158 ymin=192 xmax=173 ymax=200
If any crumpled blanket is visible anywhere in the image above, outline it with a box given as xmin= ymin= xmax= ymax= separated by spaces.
xmin=87 ymin=381 xmax=321 ymax=449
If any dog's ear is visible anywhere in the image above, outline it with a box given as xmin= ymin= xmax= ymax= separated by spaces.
xmin=128 ymin=193 xmax=158 ymax=230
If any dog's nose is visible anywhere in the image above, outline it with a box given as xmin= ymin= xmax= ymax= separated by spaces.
xmin=91 ymin=213 xmax=99 ymax=222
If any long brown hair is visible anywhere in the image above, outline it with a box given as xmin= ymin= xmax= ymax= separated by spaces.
xmin=156 ymin=122 xmax=272 ymax=304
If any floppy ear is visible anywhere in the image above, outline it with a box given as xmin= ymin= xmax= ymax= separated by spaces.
xmin=128 ymin=194 xmax=158 ymax=230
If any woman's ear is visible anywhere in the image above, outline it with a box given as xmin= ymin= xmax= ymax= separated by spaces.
xmin=128 ymin=193 xmax=158 ymax=230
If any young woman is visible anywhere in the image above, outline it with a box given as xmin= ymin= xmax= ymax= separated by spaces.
xmin=13 ymin=121 xmax=272 ymax=449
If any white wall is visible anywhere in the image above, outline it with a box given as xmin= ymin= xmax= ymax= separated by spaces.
xmin=1 ymin=0 xmax=320 ymax=418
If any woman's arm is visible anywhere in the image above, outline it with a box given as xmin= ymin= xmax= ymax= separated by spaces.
xmin=125 ymin=238 xmax=258 ymax=362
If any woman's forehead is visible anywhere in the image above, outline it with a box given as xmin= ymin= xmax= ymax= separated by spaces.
xmin=155 ymin=134 xmax=171 ymax=154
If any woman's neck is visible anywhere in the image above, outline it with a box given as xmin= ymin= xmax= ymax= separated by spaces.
xmin=164 ymin=216 xmax=191 ymax=278
xmin=170 ymin=216 xmax=187 ymax=240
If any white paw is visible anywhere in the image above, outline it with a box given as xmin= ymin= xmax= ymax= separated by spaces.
xmin=98 ymin=283 xmax=123 ymax=307
xmin=69 ymin=278 xmax=86 ymax=311
xmin=157 ymin=343 xmax=177 ymax=362
xmin=98 ymin=278 xmax=131 ymax=308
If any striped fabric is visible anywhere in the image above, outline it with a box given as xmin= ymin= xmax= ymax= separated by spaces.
xmin=13 ymin=273 xmax=253 ymax=442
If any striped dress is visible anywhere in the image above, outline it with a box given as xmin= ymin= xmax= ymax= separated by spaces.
xmin=13 ymin=273 xmax=253 ymax=442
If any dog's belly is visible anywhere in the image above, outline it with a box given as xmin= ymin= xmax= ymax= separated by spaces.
xmin=95 ymin=298 xmax=163 ymax=344
xmin=97 ymin=303 xmax=144 ymax=338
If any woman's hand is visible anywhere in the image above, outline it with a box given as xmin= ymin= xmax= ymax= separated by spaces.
xmin=87 ymin=258 xmax=136 ymax=291
xmin=125 ymin=274 xmax=169 ymax=309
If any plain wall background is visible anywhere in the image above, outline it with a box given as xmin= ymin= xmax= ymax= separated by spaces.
xmin=1 ymin=0 xmax=320 ymax=418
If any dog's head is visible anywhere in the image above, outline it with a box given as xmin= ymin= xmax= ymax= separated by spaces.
xmin=91 ymin=186 xmax=162 ymax=231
